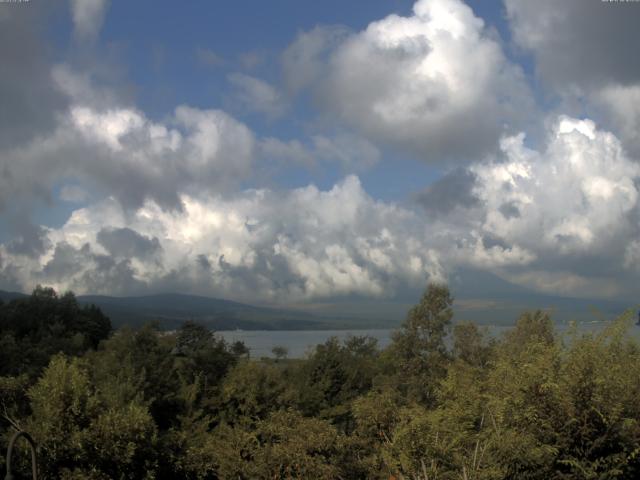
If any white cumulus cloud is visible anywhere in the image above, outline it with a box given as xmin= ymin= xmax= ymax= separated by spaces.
xmin=0 ymin=100 xmax=255 ymax=212
xmin=283 ymin=0 xmax=534 ymax=161
xmin=0 ymin=177 xmax=443 ymax=300
xmin=2 ymin=116 xmax=639 ymax=301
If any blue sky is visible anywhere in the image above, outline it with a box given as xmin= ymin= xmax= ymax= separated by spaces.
xmin=1 ymin=0 xmax=640 ymax=307
xmin=98 ymin=0 xmax=448 ymax=198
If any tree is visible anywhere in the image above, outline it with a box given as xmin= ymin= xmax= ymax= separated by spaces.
xmin=452 ymin=321 xmax=494 ymax=367
xmin=387 ymin=283 xmax=454 ymax=405
xmin=211 ymin=410 xmax=341 ymax=479
xmin=271 ymin=345 xmax=288 ymax=361
xmin=173 ymin=320 xmax=242 ymax=387
xmin=295 ymin=335 xmax=380 ymax=431
xmin=25 ymin=354 xmax=158 ymax=479
xmin=219 ymin=360 xmax=294 ymax=427
xmin=0 ymin=287 xmax=111 ymax=377
xmin=503 ymin=310 xmax=555 ymax=355
xmin=92 ymin=323 xmax=181 ymax=430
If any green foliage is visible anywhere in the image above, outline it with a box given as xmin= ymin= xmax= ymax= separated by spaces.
xmin=27 ymin=355 xmax=100 ymax=470
xmin=3 ymin=283 xmax=640 ymax=480
xmin=0 ymin=374 xmax=29 ymax=422
xmin=91 ymin=323 xmax=181 ymax=430
xmin=349 ymin=389 xmax=404 ymax=477
xmin=0 ymin=286 xmax=111 ymax=376
xmin=551 ymin=315 xmax=640 ymax=479
xmin=24 ymin=354 xmax=157 ymax=479
xmin=82 ymin=403 xmax=158 ymax=479
xmin=212 ymin=409 xmax=341 ymax=479
xmin=387 ymin=283 xmax=453 ymax=405
xmin=452 ymin=321 xmax=494 ymax=367
xmin=219 ymin=360 xmax=295 ymax=427
xmin=173 ymin=320 xmax=240 ymax=389
xmin=295 ymin=335 xmax=380 ymax=430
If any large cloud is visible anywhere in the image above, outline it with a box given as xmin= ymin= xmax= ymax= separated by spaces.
xmin=0 ymin=177 xmax=442 ymax=300
xmin=502 ymin=3 xmax=640 ymax=292
xmin=0 ymin=100 xmax=255 ymax=212
xmin=0 ymin=5 xmax=67 ymax=149
xmin=2 ymin=0 xmax=640 ymax=305
xmin=2 ymin=116 xmax=639 ymax=301
xmin=505 ymin=0 xmax=640 ymax=157
xmin=505 ymin=0 xmax=640 ymax=90
xmin=591 ymin=85 xmax=640 ymax=158
xmin=283 ymin=0 xmax=534 ymax=161
xmin=419 ymin=116 xmax=640 ymax=298
xmin=461 ymin=117 xmax=640 ymax=297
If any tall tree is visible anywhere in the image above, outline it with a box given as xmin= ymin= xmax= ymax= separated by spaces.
xmin=387 ymin=283 xmax=453 ymax=405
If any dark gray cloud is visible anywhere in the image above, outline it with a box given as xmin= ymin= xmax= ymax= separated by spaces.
xmin=41 ymin=240 xmax=146 ymax=295
xmin=506 ymin=0 xmax=640 ymax=89
xmin=215 ymin=248 xmax=307 ymax=297
xmin=5 ymin=222 xmax=51 ymax=257
xmin=416 ymin=168 xmax=480 ymax=217
xmin=97 ymin=227 xmax=161 ymax=260
xmin=0 ymin=3 xmax=67 ymax=149
xmin=498 ymin=201 xmax=520 ymax=219
xmin=79 ymin=255 xmax=146 ymax=295
xmin=482 ymin=234 xmax=509 ymax=251
xmin=196 ymin=254 xmax=211 ymax=270
xmin=0 ymin=252 xmax=22 ymax=292
xmin=43 ymin=242 xmax=91 ymax=280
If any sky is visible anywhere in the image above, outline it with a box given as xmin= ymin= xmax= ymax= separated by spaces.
xmin=1 ymin=0 xmax=640 ymax=308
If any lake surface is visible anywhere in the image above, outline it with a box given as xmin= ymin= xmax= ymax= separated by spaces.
xmin=219 ymin=321 xmax=640 ymax=358
xmin=219 ymin=329 xmax=394 ymax=358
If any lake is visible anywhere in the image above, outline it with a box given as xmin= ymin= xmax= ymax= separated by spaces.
xmin=218 ymin=320 xmax=640 ymax=358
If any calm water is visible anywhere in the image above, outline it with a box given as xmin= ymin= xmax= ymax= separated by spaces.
xmin=218 ymin=321 xmax=640 ymax=358
xmin=219 ymin=329 xmax=394 ymax=358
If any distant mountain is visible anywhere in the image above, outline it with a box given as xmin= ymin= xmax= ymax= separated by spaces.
xmin=274 ymin=272 xmax=636 ymax=326
xmin=2 ymin=285 xmax=636 ymax=331
xmin=0 ymin=290 xmax=28 ymax=302
xmin=0 ymin=289 xmax=394 ymax=330
xmin=76 ymin=293 xmax=341 ymax=330
xmin=0 ymin=289 xmax=337 ymax=330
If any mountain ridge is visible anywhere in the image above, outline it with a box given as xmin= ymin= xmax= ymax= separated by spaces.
xmin=0 ymin=290 xmax=383 ymax=330
xmin=1 ymin=288 xmax=635 ymax=330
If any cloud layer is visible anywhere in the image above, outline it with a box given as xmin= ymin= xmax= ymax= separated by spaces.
xmin=1 ymin=0 xmax=640 ymax=305
xmin=2 ymin=116 xmax=639 ymax=301
xmin=0 ymin=176 xmax=440 ymax=300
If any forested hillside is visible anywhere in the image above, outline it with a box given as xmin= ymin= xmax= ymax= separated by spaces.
xmin=2 ymin=285 xmax=640 ymax=479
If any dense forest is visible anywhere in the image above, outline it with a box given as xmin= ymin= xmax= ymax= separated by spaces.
xmin=1 ymin=284 xmax=640 ymax=479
